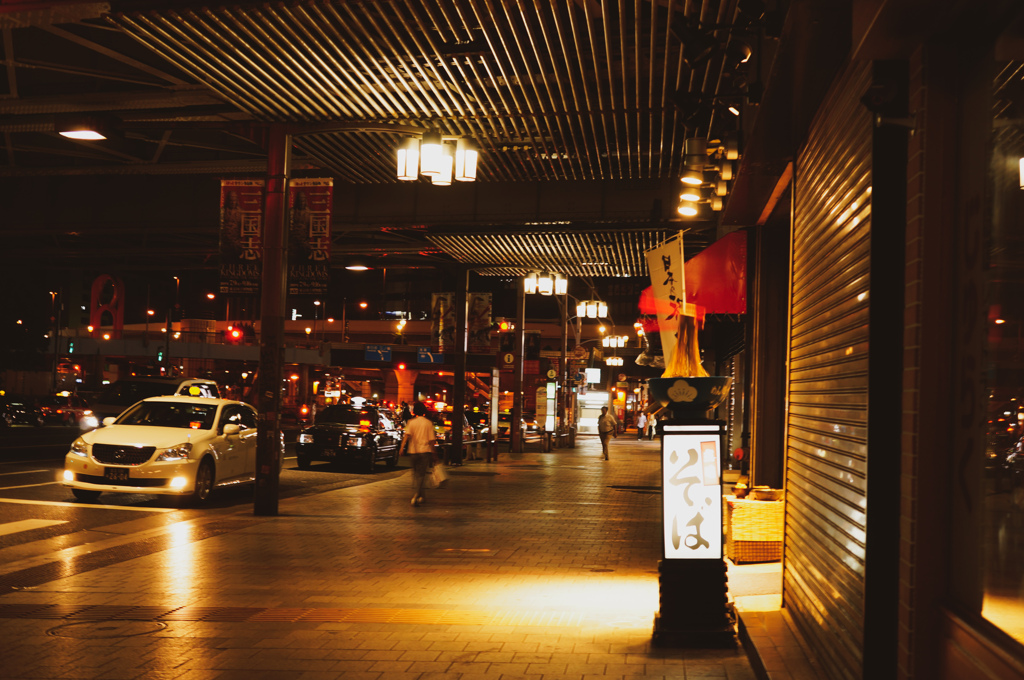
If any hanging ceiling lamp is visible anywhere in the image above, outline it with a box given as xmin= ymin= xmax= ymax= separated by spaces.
xmin=524 ymin=271 xmax=539 ymax=294
xmin=419 ymin=129 xmax=443 ymax=177
xmin=396 ymin=130 xmax=479 ymax=184
xmin=396 ymin=137 xmax=419 ymax=181
xmin=431 ymin=142 xmax=455 ymax=186
xmin=455 ymin=138 xmax=478 ymax=181
xmin=554 ymin=273 xmax=568 ymax=296
xmin=681 ymin=168 xmax=703 ymax=186
xmin=537 ymin=271 xmax=554 ymax=296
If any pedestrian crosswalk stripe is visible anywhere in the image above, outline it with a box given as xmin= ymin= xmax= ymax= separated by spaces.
xmin=0 ymin=519 xmax=68 ymax=537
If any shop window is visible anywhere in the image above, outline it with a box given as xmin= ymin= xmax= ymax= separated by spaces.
xmin=983 ymin=10 xmax=1024 ymax=642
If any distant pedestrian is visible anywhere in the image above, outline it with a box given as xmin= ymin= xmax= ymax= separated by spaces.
xmin=636 ymin=412 xmax=648 ymax=440
xmin=597 ymin=406 xmax=618 ymax=460
xmin=399 ymin=401 xmax=436 ymax=506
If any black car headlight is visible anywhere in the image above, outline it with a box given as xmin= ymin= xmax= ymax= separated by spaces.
xmin=348 ymin=436 xmax=366 ymax=447
xmin=298 ymin=433 xmax=314 ymax=444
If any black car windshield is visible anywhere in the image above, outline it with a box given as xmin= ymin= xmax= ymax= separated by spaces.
xmin=100 ymin=381 xmax=180 ymax=405
xmin=116 ymin=401 xmax=218 ymax=430
xmin=317 ymin=406 xmax=374 ymax=425
xmin=39 ymin=396 xmax=69 ymax=406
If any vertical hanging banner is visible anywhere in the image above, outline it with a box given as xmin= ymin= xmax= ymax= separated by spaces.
xmin=433 ymin=291 xmax=493 ymax=352
xmin=645 ymin=232 xmax=687 ymax=370
xmin=287 ymin=178 xmax=334 ymax=296
xmin=431 ymin=292 xmax=456 ymax=351
xmin=219 ymin=179 xmax=265 ymax=295
xmin=466 ymin=292 xmax=492 ymax=352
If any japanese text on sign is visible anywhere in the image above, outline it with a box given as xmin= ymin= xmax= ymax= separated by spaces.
xmin=662 ymin=426 xmax=722 ymax=559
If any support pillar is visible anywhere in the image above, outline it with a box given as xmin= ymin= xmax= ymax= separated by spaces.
xmin=451 ymin=268 xmax=469 ymax=465
xmin=386 ymin=369 xmax=418 ymax=406
xmin=254 ymin=123 xmax=289 ymax=517
xmin=510 ymin=282 xmax=525 ymax=455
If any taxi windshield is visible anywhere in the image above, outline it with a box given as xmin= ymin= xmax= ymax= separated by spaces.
xmin=117 ymin=401 xmax=218 ymax=430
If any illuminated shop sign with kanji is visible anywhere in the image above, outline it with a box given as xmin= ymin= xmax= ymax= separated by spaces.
xmin=662 ymin=424 xmax=723 ymax=560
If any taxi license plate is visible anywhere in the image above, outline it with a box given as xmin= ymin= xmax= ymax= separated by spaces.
xmin=322 ymin=448 xmax=336 ymax=457
xmin=104 ymin=468 xmax=129 ymax=482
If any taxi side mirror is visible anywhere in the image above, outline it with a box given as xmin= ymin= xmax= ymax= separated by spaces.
xmin=223 ymin=424 xmax=241 ymax=436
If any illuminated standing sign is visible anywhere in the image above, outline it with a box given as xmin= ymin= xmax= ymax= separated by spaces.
xmin=662 ymin=423 xmax=723 ymax=560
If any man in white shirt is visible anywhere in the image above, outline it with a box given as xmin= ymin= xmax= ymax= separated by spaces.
xmin=597 ymin=406 xmax=618 ymax=460
xmin=399 ymin=401 xmax=436 ymax=506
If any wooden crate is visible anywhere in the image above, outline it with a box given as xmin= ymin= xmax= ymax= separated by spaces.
xmin=725 ymin=496 xmax=784 ymax=563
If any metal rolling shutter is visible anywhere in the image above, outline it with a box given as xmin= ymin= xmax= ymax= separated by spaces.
xmin=785 ymin=59 xmax=873 ymax=680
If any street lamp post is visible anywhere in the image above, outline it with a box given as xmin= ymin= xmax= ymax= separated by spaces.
xmin=341 ymin=297 xmax=347 ymax=342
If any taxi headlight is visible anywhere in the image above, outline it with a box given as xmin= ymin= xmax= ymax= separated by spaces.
xmin=156 ymin=443 xmax=192 ymax=461
xmin=298 ymin=433 xmax=313 ymax=444
xmin=69 ymin=438 xmax=88 ymax=457
xmin=348 ymin=436 xmax=365 ymax=447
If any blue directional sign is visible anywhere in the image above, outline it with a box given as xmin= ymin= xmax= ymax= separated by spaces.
xmin=417 ymin=347 xmax=444 ymax=364
xmin=364 ymin=344 xmax=392 ymax=361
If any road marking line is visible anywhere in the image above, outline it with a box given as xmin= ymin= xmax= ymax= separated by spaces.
xmin=0 ymin=470 xmax=50 ymax=476
xmin=0 ymin=482 xmax=60 ymax=490
xmin=0 ymin=498 xmax=176 ymax=513
xmin=0 ymin=519 xmax=68 ymax=536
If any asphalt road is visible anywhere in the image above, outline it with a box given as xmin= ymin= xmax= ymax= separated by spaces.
xmin=0 ymin=424 xmax=408 ymax=553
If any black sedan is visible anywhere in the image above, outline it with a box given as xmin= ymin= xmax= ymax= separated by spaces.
xmin=0 ymin=394 xmax=44 ymax=427
xmin=295 ymin=404 xmax=402 ymax=472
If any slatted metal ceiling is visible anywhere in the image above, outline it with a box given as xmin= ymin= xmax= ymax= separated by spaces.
xmin=0 ymin=0 xmax=756 ymax=274
xmin=428 ymin=229 xmax=682 ymax=277
xmin=107 ymin=0 xmax=747 ymax=185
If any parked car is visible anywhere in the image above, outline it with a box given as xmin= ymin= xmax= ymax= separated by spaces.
xmin=496 ymin=411 xmax=525 ymax=439
xmin=296 ymin=404 xmax=401 ymax=472
xmin=62 ymin=395 xmax=270 ymax=505
xmin=0 ymin=394 xmax=43 ymax=427
xmin=91 ymin=377 xmax=220 ymax=422
xmin=466 ymin=410 xmax=491 ymax=437
xmin=433 ymin=410 xmax=474 ymax=444
xmin=38 ymin=392 xmax=96 ymax=428
xmin=522 ymin=414 xmax=541 ymax=435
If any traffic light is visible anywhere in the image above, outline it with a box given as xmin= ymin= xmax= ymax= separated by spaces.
xmin=498 ymin=319 xmax=515 ymax=332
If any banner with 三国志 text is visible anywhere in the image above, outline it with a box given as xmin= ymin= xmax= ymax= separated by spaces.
xmin=288 ymin=178 xmax=334 ymax=297
xmin=219 ymin=179 xmax=265 ymax=296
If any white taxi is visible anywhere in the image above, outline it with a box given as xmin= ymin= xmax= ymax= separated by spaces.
xmin=63 ymin=396 xmax=264 ymax=506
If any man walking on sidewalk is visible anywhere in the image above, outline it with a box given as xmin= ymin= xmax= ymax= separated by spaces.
xmin=636 ymin=412 xmax=648 ymax=440
xmin=399 ymin=401 xmax=436 ymax=506
xmin=598 ymin=406 xmax=618 ymax=460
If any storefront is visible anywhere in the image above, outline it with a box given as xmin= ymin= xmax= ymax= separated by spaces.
xmin=735 ymin=3 xmax=1024 ymax=678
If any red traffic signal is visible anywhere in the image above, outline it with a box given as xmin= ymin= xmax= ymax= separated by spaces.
xmin=499 ymin=320 xmax=515 ymax=331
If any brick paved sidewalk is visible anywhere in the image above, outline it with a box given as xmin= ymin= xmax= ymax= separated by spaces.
xmin=0 ymin=435 xmax=759 ymax=680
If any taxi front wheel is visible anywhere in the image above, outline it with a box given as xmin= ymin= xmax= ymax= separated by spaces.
xmin=177 ymin=459 xmax=215 ymax=507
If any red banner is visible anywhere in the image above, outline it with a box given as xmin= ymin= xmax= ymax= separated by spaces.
xmin=219 ymin=179 xmax=265 ymax=295
xmin=288 ymin=178 xmax=333 ymax=296
xmin=640 ymin=230 xmax=747 ymax=326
